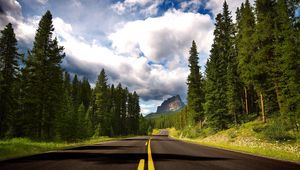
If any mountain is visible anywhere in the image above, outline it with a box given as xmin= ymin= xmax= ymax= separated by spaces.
xmin=156 ymin=95 xmax=185 ymax=113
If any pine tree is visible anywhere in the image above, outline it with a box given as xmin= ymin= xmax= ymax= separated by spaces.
xmin=274 ymin=0 xmax=300 ymax=129
xmin=0 ymin=23 xmax=19 ymax=137
xmin=223 ymin=1 xmax=242 ymax=125
xmin=21 ymin=11 xmax=65 ymax=139
xmin=94 ymin=69 xmax=110 ymax=136
xmin=81 ymin=77 xmax=91 ymax=111
xmin=205 ymin=2 xmax=238 ymax=130
xmin=253 ymin=0 xmax=278 ymax=123
xmin=236 ymin=0 xmax=257 ymax=115
xmin=187 ymin=40 xmax=204 ymax=126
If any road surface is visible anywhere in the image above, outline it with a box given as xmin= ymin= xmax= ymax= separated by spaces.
xmin=1 ymin=131 xmax=299 ymax=170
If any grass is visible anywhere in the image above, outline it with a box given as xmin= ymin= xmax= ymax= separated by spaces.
xmin=0 ymin=136 xmax=118 ymax=160
xmin=168 ymin=120 xmax=300 ymax=163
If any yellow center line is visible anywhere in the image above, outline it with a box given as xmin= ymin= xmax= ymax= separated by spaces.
xmin=137 ymin=159 xmax=145 ymax=170
xmin=148 ymin=138 xmax=155 ymax=170
xmin=145 ymin=141 xmax=148 ymax=146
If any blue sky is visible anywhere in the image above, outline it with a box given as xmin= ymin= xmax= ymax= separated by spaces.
xmin=0 ymin=0 xmax=254 ymax=114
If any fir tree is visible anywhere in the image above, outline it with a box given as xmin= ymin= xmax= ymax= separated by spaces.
xmin=187 ymin=40 xmax=204 ymax=126
xmin=21 ymin=11 xmax=65 ymax=139
xmin=253 ymin=0 xmax=278 ymax=122
xmin=0 ymin=23 xmax=19 ymax=137
xmin=236 ymin=0 xmax=257 ymax=115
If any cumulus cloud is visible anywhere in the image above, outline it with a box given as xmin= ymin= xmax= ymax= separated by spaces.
xmin=0 ymin=0 xmax=39 ymax=45
xmin=109 ymin=9 xmax=214 ymax=69
xmin=0 ymin=0 xmax=22 ymax=27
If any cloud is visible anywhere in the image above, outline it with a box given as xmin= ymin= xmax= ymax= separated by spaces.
xmin=0 ymin=0 xmax=22 ymax=27
xmin=109 ymin=9 xmax=214 ymax=69
xmin=36 ymin=0 xmax=48 ymax=5
xmin=180 ymin=0 xmax=202 ymax=13
xmin=111 ymin=0 xmax=162 ymax=17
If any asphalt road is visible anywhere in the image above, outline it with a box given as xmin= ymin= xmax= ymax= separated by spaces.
xmin=1 ymin=131 xmax=299 ymax=170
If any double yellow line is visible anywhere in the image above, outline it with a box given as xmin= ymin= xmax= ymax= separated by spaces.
xmin=137 ymin=138 xmax=155 ymax=170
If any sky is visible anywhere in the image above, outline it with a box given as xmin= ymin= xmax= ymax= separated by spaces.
xmin=0 ymin=0 xmax=254 ymax=115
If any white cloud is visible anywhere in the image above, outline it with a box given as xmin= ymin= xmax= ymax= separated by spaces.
xmin=111 ymin=0 xmax=162 ymax=17
xmin=36 ymin=0 xmax=48 ymax=5
xmin=109 ymin=9 xmax=214 ymax=69
xmin=180 ymin=0 xmax=202 ymax=13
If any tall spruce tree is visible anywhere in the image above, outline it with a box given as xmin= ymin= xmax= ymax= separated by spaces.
xmin=253 ymin=0 xmax=279 ymax=123
xmin=0 ymin=23 xmax=19 ymax=137
xmin=223 ymin=1 xmax=242 ymax=125
xmin=21 ymin=11 xmax=65 ymax=139
xmin=236 ymin=0 xmax=257 ymax=115
xmin=187 ymin=40 xmax=204 ymax=126
xmin=94 ymin=69 xmax=110 ymax=136
xmin=274 ymin=0 xmax=300 ymax=129
xmin=205 ymin=1 xmax=235 ymax=130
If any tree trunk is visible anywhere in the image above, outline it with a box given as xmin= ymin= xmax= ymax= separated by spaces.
xmin=274 ymin=82 xmax=285 ymax=114
xmin=260 ymin=92 xmax=266 ymax=123
xmin=244 ymin=87 xmax=249 ymax=114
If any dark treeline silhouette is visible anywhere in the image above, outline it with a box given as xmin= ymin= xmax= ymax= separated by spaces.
xmin=0 ymin=11 xmax=147 ymax=141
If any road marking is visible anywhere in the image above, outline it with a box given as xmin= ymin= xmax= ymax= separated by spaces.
xmin=137 ymin=159 xmax=145 ymax=170
xmin=148 ymin=138 xmax=155 ymax=170
xmin=145 ymin=142 xmax=148 ymax=146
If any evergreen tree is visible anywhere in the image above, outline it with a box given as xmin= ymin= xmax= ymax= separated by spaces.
xmin=223 ymin=1 xmax=242 ymax=125
xmin=21 ymin=11 xmax=65 ymax=139
xmin=236 ymin=0 xmax=257 ymax=115
xmin=253 ymin=0 xmax=278 ymax=122
xmin=0 ymin=23 xmax=19 ymax=137
xmin=81 ymin=77 xmax=91 ymax=111
xmin=94 ymin=69 xmax=110 ymax=136
xmin=187 ymin=40 xmax=204 ymax=126
xmin=274 ymin=0 xmax=300 ymax=129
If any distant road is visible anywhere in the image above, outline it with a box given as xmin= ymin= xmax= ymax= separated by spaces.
xmin=1 ymin=131 xmax=299 ymax=170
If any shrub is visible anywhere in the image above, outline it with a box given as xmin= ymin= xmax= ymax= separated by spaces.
xmin=263 ymin=117 xmax=295 ymax=141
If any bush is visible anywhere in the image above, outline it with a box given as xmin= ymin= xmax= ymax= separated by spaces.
xmin=263 ymin=117 xmax=295 ymax=141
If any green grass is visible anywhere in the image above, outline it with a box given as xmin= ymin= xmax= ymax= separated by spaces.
xmin=0 ymin=137 xmax=117 ymax=160
xmin=168 ymin=120 xmax=300 ymax=163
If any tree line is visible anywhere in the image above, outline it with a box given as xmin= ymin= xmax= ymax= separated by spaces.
xmin=152 ymin=0 xmax=300 ymax=134
xmin=0 ymin=11 xmax=145 ymax=141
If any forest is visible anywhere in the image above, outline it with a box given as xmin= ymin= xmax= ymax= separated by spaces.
xmin=151 ymin=0 xmax=300 ymax=141
xmin=0 ymin=11 xmax=147 ymax=141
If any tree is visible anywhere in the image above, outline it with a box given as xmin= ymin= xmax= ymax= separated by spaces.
xmin=81 ymin=77 xmax=91 ymax=111
xmin=223 ymin=1 xmax=242 ymax=125
xmin=94 ymin=69 xmax=110 ymax=136
xmin=253 ymin=0 xmax=278 ymax=123
xmin=0 ymin=23 xmax=19 ymax=137
xmin=21 ymin=11 xmax=65 ymax=139
xmin=187 ymin=40 xmax=204 ymax=126
xmin=274 ymin=0 xmax=300 ymax=129
xmin=236 ymin=0 xmax=258 ymax=115
xmin=205 ymin=2 xmax=239 ymax=130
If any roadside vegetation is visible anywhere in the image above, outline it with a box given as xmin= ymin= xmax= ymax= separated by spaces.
xmin=166 ymin=119 xmax=300 ymax=162
xmin=0 ymin=136 xmax=122 ymax=160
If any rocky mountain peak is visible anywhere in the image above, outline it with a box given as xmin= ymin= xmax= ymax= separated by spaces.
xmin=156 ymin=95 xmax=185 ymax=113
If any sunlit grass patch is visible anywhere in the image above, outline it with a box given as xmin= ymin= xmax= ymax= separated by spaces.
xmin=0 ymin=136 xmax=116 ymax=160
xmin=169 ymin=120 xmax=300 ymax=163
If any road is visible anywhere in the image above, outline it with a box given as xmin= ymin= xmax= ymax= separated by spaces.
xmin=0 ymin=131 xmax=299 ymax=170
